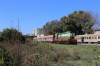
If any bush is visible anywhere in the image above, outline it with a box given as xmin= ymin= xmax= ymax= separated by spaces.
xmin=1 ymin=28 xmax=25 ymax=44
xmin=0 ymin=48 xmax=16 ymax=66
xmin=0 ymin=37 xmax=3 ymax=43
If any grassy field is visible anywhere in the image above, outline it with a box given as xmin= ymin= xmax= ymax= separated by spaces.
xmin=50 ymin=43 xmax=100 ymax=66
xmin=0 ymin=41 xmax=100 ymax=66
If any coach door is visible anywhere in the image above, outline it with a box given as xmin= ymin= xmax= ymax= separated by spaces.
xmin=98 ymin=36 xmax=100 ymax=40
xmin=81 ymin=37 xmax=84 ymax=43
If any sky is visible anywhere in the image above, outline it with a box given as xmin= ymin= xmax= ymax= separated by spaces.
xmin=0 ymin=0 xmax=100 ymax=35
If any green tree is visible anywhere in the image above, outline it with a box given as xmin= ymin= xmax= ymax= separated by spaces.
xmin=42 ymin=10 xmax=98 ymax=35
xmin=0 ymin=32 xmax=3 ymax=42
xmin=60 ymin=10 xmax=96 ymax=35
xmin=43 ymin=20 xmax=61 ymax=35
xmin=0 ymin=32 xmax=1 ymax=36
xmin=1 ymin=28 xmax=25 ymax=44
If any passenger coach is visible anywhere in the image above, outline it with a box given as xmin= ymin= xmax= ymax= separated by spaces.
xmin=75 ymin=34 xmax=100 ymax=44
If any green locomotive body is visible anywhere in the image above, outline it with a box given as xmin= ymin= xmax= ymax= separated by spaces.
xmin=54 ymin=31 xmax=77 ymax=44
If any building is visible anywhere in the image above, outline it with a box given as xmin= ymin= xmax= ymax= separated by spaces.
xmin=94 ymin=31 xmax=100 ymax=34
xmin=91 ymin=28 xmax=100 ymax=34
xmin=32 ymin=28 xmax=44 ymax=36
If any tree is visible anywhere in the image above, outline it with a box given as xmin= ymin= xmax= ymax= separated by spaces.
xmin=75 ymin=11 xmax=95 ymax=34
xmin=0 ymin=37 xmax=3 ymax=43
xmin=42 ymin=10 xmax=99 ymax=35
xmin=92 ymin=13 xmax=100 ymax=31
xmin=43 ymin=22 xmax=51 ymax=35
xmin=60 ymin=10 xmax=96 ymax=35
xmin=43 ymin=20 xmax=61 ymax=35
xmin=0 ymin=32 xmax=1 ymax=36
xmin=1 ymin=28 xmax=25 ymax=44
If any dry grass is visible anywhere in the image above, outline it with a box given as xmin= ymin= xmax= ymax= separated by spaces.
xmin=0 ymin=41 xmax=100 ymax=66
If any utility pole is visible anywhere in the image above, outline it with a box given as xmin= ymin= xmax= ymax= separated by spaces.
xmin=12 ymin=20 xmax=13 ymax=28
xmin=18 ymin=18 xmax=20 ymax=31
xmin=16 ymin=18 xmax=21 ymax=32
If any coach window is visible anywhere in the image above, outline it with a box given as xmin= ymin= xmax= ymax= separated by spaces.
xmin=92 ymin=37 xmax=94 ymax=39
xmin=87 ymin=37 xmax=88 ymax=39
xmin=95 ymin=36 xmax=97 ymax=39
xmin=85 ymin=37 xmax=86 ymax=39
xmin=77 ymin=37 xmax=79 ymax=39
xmin=78 ymin=37 xmax=80 ymax=39
xmin=89 ymin=37 xmax=91 ymax=39
xmin=98 ymin=36 xmax=100 ymax=39
xmin=84 ymin=37 xmax=85 ymax=39
xmin=77 ymin=37 xmax=78 ymax=39
xmin=94 ymin=36 xmax=95 ymax=39
xmin=79 ymin=37 xmax=80 ymax=39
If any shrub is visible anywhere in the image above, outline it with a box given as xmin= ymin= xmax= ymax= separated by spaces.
xmin=0 ymin=48 xmax=16 ymax=66
xmin=1 ymin=28 xmax=25 ymax=44
xmin=0 ymin=37 xmax=3 ymax=43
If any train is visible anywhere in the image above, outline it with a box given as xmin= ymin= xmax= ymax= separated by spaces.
xmin=33 ymin=31 xmax=77 ymax=44
xmin=33 ymin=31 xmax=100 ymax=44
